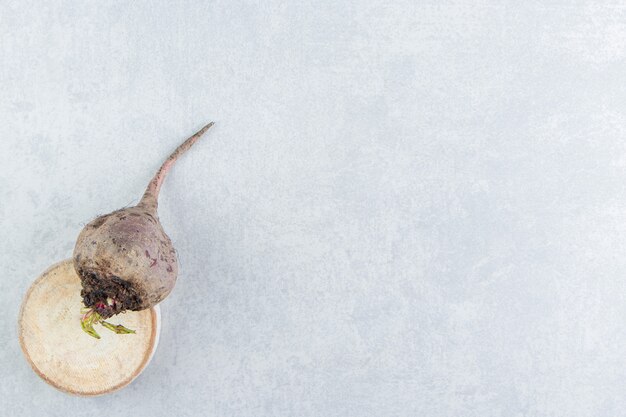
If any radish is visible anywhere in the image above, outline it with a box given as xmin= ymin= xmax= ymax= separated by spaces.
xmin=74 ymin=123 xmax=214 ymax=338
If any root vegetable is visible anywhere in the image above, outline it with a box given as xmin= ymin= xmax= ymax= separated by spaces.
xmin=73 ymin=123 xmax=214 ymax=338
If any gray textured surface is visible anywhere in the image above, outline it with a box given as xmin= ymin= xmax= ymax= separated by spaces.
xmin=1 ymin=1 xmax=625 ymax=416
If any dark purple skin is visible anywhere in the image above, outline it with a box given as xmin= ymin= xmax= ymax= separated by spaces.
xmin=73 ymin=123 xmax=214 ymax=321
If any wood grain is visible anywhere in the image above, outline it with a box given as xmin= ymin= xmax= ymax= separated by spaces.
xmin=19 ymin=259 xmax=160 ymax=396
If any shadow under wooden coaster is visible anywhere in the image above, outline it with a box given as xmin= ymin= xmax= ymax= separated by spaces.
xmin=18 ymin=259 xmax=161 ymax=396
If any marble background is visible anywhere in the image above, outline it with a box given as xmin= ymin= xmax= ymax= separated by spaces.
xmin=1 ymin=1 xmax=625 ymax=416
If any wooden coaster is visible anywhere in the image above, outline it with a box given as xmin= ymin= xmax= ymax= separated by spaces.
xmin=18 ymin=259 xmax=161 ymax=396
